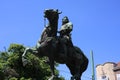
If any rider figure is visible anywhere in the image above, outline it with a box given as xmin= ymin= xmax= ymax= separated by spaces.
xmin=59 ymin=16 xmax=73 ymax=57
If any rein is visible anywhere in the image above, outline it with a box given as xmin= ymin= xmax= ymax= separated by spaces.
xmin=44 ymin=17 xmax=46 ymax=27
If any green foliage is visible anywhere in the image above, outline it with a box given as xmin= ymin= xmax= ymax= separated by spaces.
xmin=8 ymin=43 xmax=25 ymax=56
xmin=0 ymin=70 xmax=5 ymax=80
xmin=0 ymin=52 xmax=9 ymax=61
xmin=19 ymin=77 xmax=32 ymax=80
xmin=0 ymin=43 xmax=64 ymax=80
xmin=9 ymin=77 xmax=18 ymax=80
xmin=9 ymin=77 xmax=32 ymax=80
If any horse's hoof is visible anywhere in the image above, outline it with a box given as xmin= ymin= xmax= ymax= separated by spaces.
xmin=22 ymin=57 xmax=28 ymax=66
xmin=48 ymin=75 xmax=55 ymax=80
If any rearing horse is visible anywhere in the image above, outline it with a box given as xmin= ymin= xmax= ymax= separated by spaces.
xmin=22 ymin=9 xmax=88 ymax=80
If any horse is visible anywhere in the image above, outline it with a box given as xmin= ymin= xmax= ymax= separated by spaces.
xmin=22 ymin=9 xmax=88 ymax=80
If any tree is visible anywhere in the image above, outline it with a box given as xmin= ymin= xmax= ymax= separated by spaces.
xmin=0 ymin=43 xmax=64 ymax=80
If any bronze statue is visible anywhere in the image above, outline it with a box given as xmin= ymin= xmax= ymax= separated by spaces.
xmin=22 ymin=9 xmax=88 ymax=80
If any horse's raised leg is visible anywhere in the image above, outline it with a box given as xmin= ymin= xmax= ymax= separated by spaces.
xmin=22 ymin=47 xmax=30 ymax=57
xmin=22 ymin=47 xmax=38 ymax=66
xmin=22 ymin=47 xmax=31 ymax=66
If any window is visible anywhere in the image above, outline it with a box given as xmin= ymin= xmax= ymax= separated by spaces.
xmin=98 ymin=76 xmax=109 ymax=80
xmin=117 ymin=74 xmax=120 ymax=80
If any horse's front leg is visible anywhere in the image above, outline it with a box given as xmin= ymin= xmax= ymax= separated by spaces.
xmin=48 ymin=58 xmax=55 ymax=80
xmin=22 ymin=47 xmax=31 ymax=66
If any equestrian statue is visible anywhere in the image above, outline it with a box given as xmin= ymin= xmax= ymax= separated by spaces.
xmin=22 ymin=9 xmax=88 ymax=80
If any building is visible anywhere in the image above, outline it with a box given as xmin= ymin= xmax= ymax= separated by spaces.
xmin=113 ymin=62 xmax=120 ymax=80
xmin=96 ymin=62 xmax=120 ymax=80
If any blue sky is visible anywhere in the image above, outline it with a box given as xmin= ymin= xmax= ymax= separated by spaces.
xmin=0 ymin=0 xmax=120 ymax=79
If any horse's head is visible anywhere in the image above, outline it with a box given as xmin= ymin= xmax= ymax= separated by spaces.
xmin=44 ymin=9 xmax=62 ymax=22
xmin=44 ymin=9 xmax=62 ymax=37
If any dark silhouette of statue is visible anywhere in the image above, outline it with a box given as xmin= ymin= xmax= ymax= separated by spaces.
xmin=22 ymin=9 xmax=88 ymax=80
